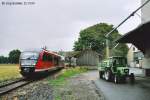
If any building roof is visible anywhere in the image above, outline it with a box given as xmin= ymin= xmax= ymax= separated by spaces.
xmin=116 ymin=21 xmax=150 ymax=54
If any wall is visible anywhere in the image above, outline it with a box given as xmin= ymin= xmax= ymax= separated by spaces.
xmin=76 ymin=50 xmax=99 ymax=67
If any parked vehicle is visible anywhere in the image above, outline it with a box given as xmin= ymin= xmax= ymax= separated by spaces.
xmin=98 ymin=56 xmax=135 ymax=83
xmin=19 ymin=49 xmax=64 ymax=77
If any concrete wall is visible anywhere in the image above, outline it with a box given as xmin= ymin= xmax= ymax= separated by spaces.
xmin=141 ymin=0 xmax=150 ymax=23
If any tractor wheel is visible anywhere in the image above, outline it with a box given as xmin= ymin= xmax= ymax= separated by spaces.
xmin=129 ymin=73 xmax=135 ymax=83
xmin=121 ymin=76 xmax=126 ymax=83
xmin=104 ymin=71 xmax=111 ymax=81
xmin=114 ymin=75 xmax=120 ymax=84
xmin=99 ymin=71 xmax=103 ymax=79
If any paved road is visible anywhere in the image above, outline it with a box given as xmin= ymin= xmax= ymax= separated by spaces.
xmin=92 ymin=70 xmax=150 ymax=100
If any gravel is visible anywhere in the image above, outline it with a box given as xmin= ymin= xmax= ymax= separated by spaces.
xmin=1 ymin=77 xmax=54 ymax=100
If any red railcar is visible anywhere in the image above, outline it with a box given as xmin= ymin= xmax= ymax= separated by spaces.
xmin=19 ymin=49 xmax=64 ymax=77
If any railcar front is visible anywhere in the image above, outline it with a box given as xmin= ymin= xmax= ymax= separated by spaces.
xmin=19 ymin=51 xmax=40 ymax=77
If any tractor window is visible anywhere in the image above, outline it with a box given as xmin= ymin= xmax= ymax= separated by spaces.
xmin=113 ymin=58 xmax=126 ymax=67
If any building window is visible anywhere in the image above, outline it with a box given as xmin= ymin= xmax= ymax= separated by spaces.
xmin=133 ymin=47 xmax=135 ymax=51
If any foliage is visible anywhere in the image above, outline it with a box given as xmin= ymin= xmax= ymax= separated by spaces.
xmin=73 ymin=23 xmax=128 ymax=58
xmin=0 ymin=49 xmax=21 ymax=64
xmin=0 ymin=56 xmax=8 ymax=64
xmin=0 ymin=64 xmax=21 ymax=82
xmin=8 ymin=49 xmax=21 ymax=64
xmin=111 ymin=44 xmax=129 ymax=57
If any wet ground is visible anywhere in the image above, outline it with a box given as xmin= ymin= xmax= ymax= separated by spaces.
xmin=93 ymin=68 xmax=150 ymax=100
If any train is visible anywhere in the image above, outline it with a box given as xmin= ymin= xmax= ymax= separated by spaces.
xmin=19 ymin=49 xmax=64 ymax=77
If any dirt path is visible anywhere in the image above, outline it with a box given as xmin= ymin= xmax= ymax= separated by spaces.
xmin=53 ymin=71 xmax=103 ymax=100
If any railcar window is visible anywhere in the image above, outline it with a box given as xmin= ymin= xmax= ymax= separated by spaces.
xmin=43 ymin=53 xmax=53 ymax=62
xmin=54 ymin=57 xmax=59 ymax=65
xmin=47 ymin=55 xmax=53 ymax=61
xmin=43 ymin=53 xmax=47 ymax=61
xmin=20 ymin=52 xmax=39 ymax=60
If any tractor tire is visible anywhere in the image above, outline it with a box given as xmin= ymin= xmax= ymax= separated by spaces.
xmin=114 ymin=75 xmax=120 ymax=84
xmin=121 ymin=76 xmax=126 ymax=83
xmin=99 ymin=71 xmax=103 ymax=79
xmin=129 ymin=73 xmax=135 ymax=83
xmin=104 ymin=71 xmax=111 ymax=81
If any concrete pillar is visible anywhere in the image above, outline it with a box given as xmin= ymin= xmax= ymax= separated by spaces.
xmin=140 ymin=0 xmax=150 ymax=76
xmin=142 ymin=49 xmax=150 ymax=76
xmin=127 ymin=46 xmax=134 ymax=67
xmin=141 ymin=0 xmax=150 ymax=23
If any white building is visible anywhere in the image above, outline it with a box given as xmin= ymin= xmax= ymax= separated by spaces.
xmin=127 ymin=45 xmax=144 ymax=68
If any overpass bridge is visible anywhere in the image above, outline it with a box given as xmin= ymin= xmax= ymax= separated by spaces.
xmin=117 ymin=21 xmax=150 ymax=76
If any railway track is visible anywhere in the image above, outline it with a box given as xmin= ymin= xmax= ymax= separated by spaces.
xmin=0 ymin=78 xmax=32 ymax=96
xmin=0 ymin=68 xmax=63 ymax=96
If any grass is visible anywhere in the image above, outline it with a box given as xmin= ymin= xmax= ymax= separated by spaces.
xmin=49 ymin=67 xmax=87 ymax=86
xmin=0 ymin=64 xmax=21 ymax=82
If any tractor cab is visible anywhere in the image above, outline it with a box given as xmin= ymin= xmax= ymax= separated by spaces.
xmin=111 ymin=56 xmax=127 ymax=67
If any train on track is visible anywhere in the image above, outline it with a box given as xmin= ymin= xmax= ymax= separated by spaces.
xmin=19 ymin=49 xmax=64 ymax=77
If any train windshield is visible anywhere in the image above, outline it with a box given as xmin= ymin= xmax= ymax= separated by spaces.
xmin=20 ymin=52 xmax=39 ymax=60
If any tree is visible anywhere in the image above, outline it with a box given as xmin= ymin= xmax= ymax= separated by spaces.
xmin=73 ymin=23 xmax=128 ymax=58
xmin=0 ymin=56 xmax=8 ymax=64
xmin=9 ymin=49 xmax=21 ymax=64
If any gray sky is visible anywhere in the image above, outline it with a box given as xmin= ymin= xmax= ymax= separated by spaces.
xmin=0 ymin=0 xmax=141 ymax=56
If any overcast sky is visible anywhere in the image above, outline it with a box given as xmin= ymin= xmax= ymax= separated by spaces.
xmin=0 ymin=0 xmax=141 ymax=56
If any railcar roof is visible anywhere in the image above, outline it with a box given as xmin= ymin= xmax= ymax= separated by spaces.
xmin=43 ymin=50 xmax=61 ymax=57
xmin=22 ymin=49 xmax=61 ymax=57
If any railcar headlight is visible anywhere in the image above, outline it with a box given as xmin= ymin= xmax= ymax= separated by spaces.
xmin=30 ymin=60 xmax=37 ymax=65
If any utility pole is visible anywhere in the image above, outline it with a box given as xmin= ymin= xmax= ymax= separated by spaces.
xmin=105 ymin=0 xmax=150 ymax=59
xmin=106 ymin=39 xmax=109 ymax=59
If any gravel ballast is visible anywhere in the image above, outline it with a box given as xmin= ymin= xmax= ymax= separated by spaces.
xmin=1 ymin=79 xmax=54 ymax=100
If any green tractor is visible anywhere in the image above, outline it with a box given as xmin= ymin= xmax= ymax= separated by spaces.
xmin=98 ymin=56 xmax=135 ymax=83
